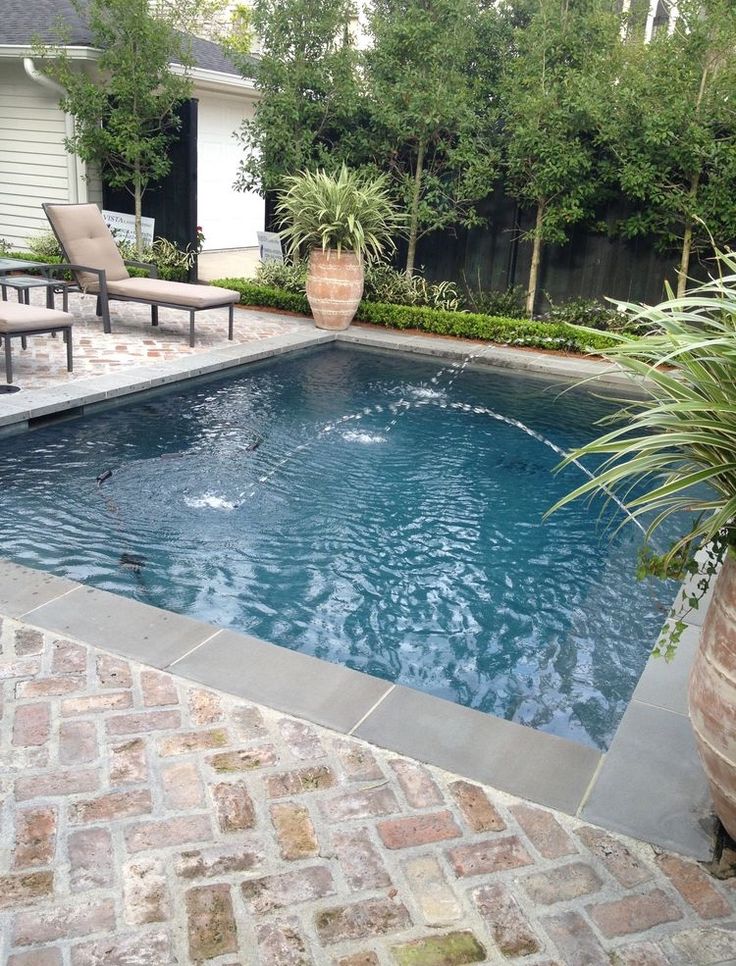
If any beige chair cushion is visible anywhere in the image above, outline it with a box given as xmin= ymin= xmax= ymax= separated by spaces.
xmin=44 ymin=203 xmax=130 ymax=292
xmin=107 ymin=277 xmax=240 ymax=309
xmin=0 ymin=301 xmax=72 ymax=332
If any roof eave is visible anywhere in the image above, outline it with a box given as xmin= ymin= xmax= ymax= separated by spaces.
xmin=170 ymin=63 xmax=257 ymax=95
xmin=0 ymin=44 xmax=98 ymax=59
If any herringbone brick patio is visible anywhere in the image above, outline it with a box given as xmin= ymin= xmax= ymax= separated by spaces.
xmin=1 ymin=615 xmax=735 ymax=965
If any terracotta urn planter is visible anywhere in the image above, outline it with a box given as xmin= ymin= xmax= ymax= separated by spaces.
xmin=306 ymin=248 xmax=364 ymax=331
xmin=689 ymin=552 xmax=736 ymax=839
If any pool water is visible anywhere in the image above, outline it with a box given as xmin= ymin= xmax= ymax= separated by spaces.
xmin=0 ymin=345 xmax=676 ymax=749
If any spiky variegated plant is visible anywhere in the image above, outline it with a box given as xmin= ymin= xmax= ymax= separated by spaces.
xmin=275 ymin=165 xmax=401 ymax=260
xmin=548 ymin=251 xmax=736 ymax=652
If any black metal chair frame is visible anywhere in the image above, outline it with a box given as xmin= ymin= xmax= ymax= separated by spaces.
xmin=42 ymin=204 xmax=235 ymax=348
xmin=1 ymin=322 xmax=73 ymax=384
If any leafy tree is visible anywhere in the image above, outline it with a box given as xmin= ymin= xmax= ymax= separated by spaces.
xmin=498 ymin=0 xmax=621 ymax=314
xmin=232 ymin=0 xmax=360 ymax=196
xmin=38 ymin=0 xmax=202 ymax=253
xmin=363 ymin=0 xmax=505 ymax=277
xmin=594 ymin=0 xmax=736 ymax=297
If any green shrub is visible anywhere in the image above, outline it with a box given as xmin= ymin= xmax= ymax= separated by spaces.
xmin=364 ymin=263 xmax=461 ymax=312
xmin=462 ymin=283 xmax=526 ymax=318
xmin=0 ymin=238 xmax=14 ymax=257
xmin=254 ymin=258 xmax=308 ymax=293
xmin=540 ymin=296 xmax=629 ymax=332
xmin=216 ymin=278 xmax=310 ymax=314
xmin=22 ymin=230 xmax=190 ymax=281
xmin=213 ymin=277 xmax=617 ymax=353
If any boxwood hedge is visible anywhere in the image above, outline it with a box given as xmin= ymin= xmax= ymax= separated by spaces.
xmin=213 ymin=277 xmax=618 ymax=354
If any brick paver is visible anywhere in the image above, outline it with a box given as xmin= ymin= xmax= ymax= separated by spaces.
xmin=0 ymin=616 xmax=734 ymax=964
xmin=2 ymin=289 xmax=309 ymax=389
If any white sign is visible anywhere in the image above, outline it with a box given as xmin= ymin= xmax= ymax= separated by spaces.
xmin=257 ymin=231 xmax=284 ymax=263
xmin=102 ymin=210 xmax=155 ymax=246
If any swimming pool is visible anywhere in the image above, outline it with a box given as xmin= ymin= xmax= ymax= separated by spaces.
xmin=0 ymin=345 xmax=676 ymax=749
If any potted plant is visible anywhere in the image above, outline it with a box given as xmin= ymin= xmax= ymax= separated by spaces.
xmin=548 ymin=253 xmax=736 ymax=840
xmin=275 ymin=165 xmax=400 ymax=330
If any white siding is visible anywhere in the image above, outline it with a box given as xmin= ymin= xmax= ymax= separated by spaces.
xmin=0 ymin=61 xmax=71 ymax=249
xmin=196 ymin=90 xmax=264 ymax=250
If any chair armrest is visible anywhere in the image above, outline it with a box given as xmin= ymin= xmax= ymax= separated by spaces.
xmin=124 ymin=260 xmax=158 ymax=279
xmin=44 ymin=263 xmax=107 ymax=292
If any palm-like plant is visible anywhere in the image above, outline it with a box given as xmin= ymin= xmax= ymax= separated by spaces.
xmin=549 ymin=252 xmax=736 ymax=567
xmin=275 ymin=165 xmax=401 ymax=259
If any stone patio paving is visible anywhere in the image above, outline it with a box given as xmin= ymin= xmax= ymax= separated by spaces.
xmin=1 ymin=616 xmax=735 ymax=965
xmin=3 ymin=289 xmax=310 ymax=390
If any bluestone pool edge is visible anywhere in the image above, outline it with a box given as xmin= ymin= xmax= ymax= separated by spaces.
xmin=0 ymin=324 xmax=713 ymax=858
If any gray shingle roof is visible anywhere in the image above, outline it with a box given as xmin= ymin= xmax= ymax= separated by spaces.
xmin=0 ymin=0 xmax=244 ymax=78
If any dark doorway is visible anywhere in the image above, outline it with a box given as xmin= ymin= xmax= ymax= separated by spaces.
xmin=102 ymin=99 xmax=198 ymax=258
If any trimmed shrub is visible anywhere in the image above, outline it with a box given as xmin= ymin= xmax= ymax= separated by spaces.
xmin=213 ymin=277 xmax=617 ymax=353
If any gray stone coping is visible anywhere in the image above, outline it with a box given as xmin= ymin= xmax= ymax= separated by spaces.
xmin=0 ymin=555 xmax=712 ymax=859
xmin=0 ymin=319 xmax=711 ymax=858
xmin=0 ymin=318 xmax=647 ymax=433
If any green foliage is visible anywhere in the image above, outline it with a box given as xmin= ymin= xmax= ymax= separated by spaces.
xmin=462 ymin=283 xmax=526 ymax=319
xmin=498 ymin=0 xmax=621 ymax=311
xmin=0 ymin=238 xmax=12 ymax=257
xmin=233 ymin=0 xmax=360 ymax=194
xmin=25 ymin=230 xmax=190 ymax=281
xmin=363 ymin=0 xmax=504 ymax=274
xmin=548 ymin=248 xmax=736 ymax=576
xmin=212 ymin=277 xmax=617 ymax=352
xmin=363 ymin=264 xmax=461 ymax=312
xmin=589 ymin=0 xmax=736 ymax=295
xmin=254 ymin=257 xmax=461 ymax=310
xmin=275 ymin=166 xmax=401 ymax=259
xmin=36 ymin=0 xmax=194 ymax=253
xmin=541 ymin=297 xmax=631 ymax=332
xmin=637 ymin=533 xmax=729 ymax=659
xmin=214 ymin=278 xmax=311 ymax=314
xmin=254 ymin=258 xmax=308 ymax=293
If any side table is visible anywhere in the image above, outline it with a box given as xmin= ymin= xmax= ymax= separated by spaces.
xmin=1 ymin=275 xmax=71 ymax=312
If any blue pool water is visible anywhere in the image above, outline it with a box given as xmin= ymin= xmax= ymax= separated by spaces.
xmin=0 ymin=345 xmax=676 ymax=749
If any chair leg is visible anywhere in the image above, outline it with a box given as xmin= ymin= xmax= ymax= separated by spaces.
xmin=21 ymin=336 xmax=27 ymax=350
xmin=66 ymin=327 xmax=73 ymax=372
xmin=151 ymin=305 xmax=159 ymax=327
xmin=46 ymin=286 xmax=53 ymax=309
xmin=228 ymin=303 xmax=234 ymax=340
xmin=4 ymin=335 xmax=12 ymax=384
xmin=189 ymin=310 xmax=195 ymax=348
xmin=1 ymin=284 xmax=7 ymax=301
xmin=100 ymin=291 xmax=112 ymax=334
xmin=62 ymin=287 xmax=69 ymax=313
xmin=96 ymin=295 xmax=102 ymax=317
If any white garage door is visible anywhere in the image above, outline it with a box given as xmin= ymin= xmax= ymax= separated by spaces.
xmin=197 ymin=92 xmax=264 ymax=250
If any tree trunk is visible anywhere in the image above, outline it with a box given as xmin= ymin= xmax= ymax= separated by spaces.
xmin=405 ymin=139 xmax=426 ymax=278
xmin=134 ymin=160 xmax=144 ymax=257
xmin=525 ymin=201 xmax=545 ymax=316
xmin=677 ymin=220 xmax=694 ymax=299
xmin=677 ymin=170 xmax=701 ymax=299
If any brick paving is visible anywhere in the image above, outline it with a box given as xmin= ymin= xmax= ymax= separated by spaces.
xmin=2 ymin=289 xmax=309 ymax=390
xmin=1 ymin=617 xmax=735 ymax=964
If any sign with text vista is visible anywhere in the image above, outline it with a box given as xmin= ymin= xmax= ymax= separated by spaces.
xmin=257 ymin=231 xmax=284 ymax=263
xmin=102 ymin=210 xmax=155 ymax=246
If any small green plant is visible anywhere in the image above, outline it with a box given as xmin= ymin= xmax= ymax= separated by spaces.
xmin=462 ymin=282 xmax=526 ymax=318
xmin=636 ymin=533 xmax=728 ymax=659
xmin=541 ymin=296 xmax=630 ymax=332
xmin=364 ymin=263 xmax=461 ymax=312
xmin=255 ymin=257 xmax=308 ymax=293
xmin=28 ymin=232 xmax=63 ymax=261
xmin=0 ymin=238 xmax=13 ymax=257
xmin=275 ymin=165 xmax=402 ymax=259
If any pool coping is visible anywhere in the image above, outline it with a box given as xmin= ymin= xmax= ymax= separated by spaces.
xmin=0 ymin=320 xmax=713 ymax=859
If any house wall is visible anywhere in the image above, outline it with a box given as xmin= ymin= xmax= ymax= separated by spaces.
xmin=196 ymin=88 xmax=264 ymax=250
xmin=0 ymin=59 xmax=99 ymax=250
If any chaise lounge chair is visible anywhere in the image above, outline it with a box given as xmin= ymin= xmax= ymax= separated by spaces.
xmin=0 ymin=301 xmax=73 ymax=384
xmin=43 ymin=203 xmax=240 ymax=347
